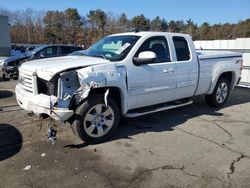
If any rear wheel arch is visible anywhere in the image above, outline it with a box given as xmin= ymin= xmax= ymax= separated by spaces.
xmin=218 ymin=71 xmax=235 ymax=89
xmin=206 ymin=77 xmax=230 ymax=107
xmin=208 ymin=71 xmax=235 ymax=94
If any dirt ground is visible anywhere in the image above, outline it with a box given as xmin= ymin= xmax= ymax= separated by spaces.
xmin=0 ymin=77 xmax=250 ymax=188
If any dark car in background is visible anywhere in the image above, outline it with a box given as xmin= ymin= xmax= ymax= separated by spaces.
xmin=1 ymin=45 xmax=83 ymax=80
xmin=68 ymin=50 xmax=86 ymax=56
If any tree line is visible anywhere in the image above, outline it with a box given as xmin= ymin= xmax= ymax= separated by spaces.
xmin=0 ymin=8 xmax=249 ymax=48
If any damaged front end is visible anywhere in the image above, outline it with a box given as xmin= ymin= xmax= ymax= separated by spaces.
xmin=37 ymin=70 xmax=107 ymax=122
xmin=16 ymin=62 xmax=123 ymax=124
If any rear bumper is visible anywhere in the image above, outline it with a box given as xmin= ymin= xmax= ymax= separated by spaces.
xmin=15 ymin=84 xmax=74 ymax=122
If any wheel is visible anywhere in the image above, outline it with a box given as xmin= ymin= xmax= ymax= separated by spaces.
xmin=13 ymin=75 xmax=18 ymax=80
xmin=2 ymin=73 xmax=5 ymax=80
xmin=2 ymin=72 xmax=9 ymax=81
xmin=205 ymin=78 xmax=230 ymax=107
xmin=72 ymin=94 xmax=120 ymax=144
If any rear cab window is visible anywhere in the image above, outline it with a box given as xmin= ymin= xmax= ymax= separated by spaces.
xmin=173 ymin=36 xmax=190 ymax=61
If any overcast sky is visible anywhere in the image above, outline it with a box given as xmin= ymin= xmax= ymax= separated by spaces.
xmin=1 ymin=0 xmax=250 ymax=25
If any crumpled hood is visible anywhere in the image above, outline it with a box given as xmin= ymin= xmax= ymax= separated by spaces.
xmin=21 ymin=56 xmax=110 ymax=80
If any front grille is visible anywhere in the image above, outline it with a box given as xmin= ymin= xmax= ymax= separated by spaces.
xmin=19 ymin=68 xmax=34 ymax=93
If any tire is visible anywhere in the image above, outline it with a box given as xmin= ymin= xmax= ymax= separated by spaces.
xmin=2 ymin=73 xmax=6 ymax=80
xmin=72 ymin=94 xmax=120 ymax=144
xmin=2 ymin=72 xmax=9 ymax=81
xmin=205 ymin=78 xmax=230 ymax=107
xmin=13 ymin=75 xmax=18 ymax=80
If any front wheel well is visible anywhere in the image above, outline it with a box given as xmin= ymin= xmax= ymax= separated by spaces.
xmin=88 ymin=87 xmax=122 ymax=111
xmin=67 ymin=87 xmax=122 ymax=124
xmin=69 ymin=87 xmax=122 ymax=111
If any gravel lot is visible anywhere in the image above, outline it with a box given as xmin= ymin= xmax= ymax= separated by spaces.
xmin=0 ymin=77 xmax=250 ymax=188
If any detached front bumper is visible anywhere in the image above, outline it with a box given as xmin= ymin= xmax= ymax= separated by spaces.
xmin=15 ymin=84 xmax=74 ymax=122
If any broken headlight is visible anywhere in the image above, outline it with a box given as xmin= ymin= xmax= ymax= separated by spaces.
xmin=37 ymin=77 xmax=57 ymax=96
xmin=57 ymin=71 xmax=80 ymax=100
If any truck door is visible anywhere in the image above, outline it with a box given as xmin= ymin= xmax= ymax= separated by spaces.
xmin=127 ymin=36 xmax=177 ymax=110
xmin=172 ymin=36 xmax=198 ymax=100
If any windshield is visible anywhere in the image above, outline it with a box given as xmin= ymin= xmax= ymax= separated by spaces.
xmin=85 ymin=35 xmax=140 ymax=61
xmin=31 ymin=45 xmax=47 ymax=54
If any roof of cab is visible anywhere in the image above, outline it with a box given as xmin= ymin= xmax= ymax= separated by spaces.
xmin=110 ymin=31 xmax=191 ymax=38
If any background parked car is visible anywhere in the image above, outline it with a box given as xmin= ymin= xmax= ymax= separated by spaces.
xmin=68 ymin=50 xmax=87 ymax=56
xmin=1 ymin=45 xmax=83 ymax=80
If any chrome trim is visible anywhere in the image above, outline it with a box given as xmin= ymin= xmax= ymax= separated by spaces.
xmin=19 ymin=70 xmax=33 ymax=93
xmin=126 ymin=100 xmax=193 ymax=118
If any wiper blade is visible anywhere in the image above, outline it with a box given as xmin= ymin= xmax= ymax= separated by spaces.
xmin=92 ymin=54 xmax=107 ymax=60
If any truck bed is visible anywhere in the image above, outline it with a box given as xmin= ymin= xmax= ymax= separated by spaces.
xmin=196 ymin=50 xmax=242 ymax=60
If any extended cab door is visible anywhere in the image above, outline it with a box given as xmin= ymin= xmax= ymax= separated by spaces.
xmin=127 ymin=36 xmax=177 ymax=109
xmin=171 ymin=36 xmax=199 ymax=100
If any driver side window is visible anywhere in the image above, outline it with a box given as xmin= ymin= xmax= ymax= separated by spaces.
xmin=135 ymin=36 xmax=171 ymax=63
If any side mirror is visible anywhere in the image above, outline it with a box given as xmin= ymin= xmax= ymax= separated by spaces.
xmin=133 ymin=51 xmax=156 ymax=65
xmin=39 ymin=53 xmax=45 ymax=58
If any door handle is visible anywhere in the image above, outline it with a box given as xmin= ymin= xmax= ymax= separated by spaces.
xmin=163 ymin=68 xmax=174 ymax=73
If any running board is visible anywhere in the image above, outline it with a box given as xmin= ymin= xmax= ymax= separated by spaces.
xmin=126 ymin=100 xmax=193 ymax=118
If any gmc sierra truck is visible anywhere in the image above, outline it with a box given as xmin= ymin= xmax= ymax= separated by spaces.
xmin=15 ymin=32 xmax=242 ymax=143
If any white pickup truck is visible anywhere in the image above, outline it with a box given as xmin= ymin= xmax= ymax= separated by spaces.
xmin=16 ymin=32 xmax=242 ymax=143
